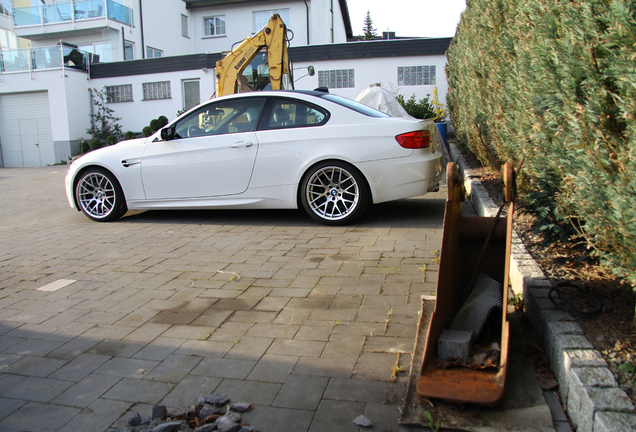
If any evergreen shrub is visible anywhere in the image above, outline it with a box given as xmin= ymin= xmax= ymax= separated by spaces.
xmin=142 ymin=126 xmax=153 ymax=137
xmin=90 ymin=139 xmax=103 ymax=151
xmin=446 ymin=0 xmax=636 ymax=284
xmin=106 ymin=135 xmax=117 ymax=146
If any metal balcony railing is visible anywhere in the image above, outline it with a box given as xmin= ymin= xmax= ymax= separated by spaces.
xmin=0 ymin=44 xmax=92 ymax=74
xmin=13 ymin=0 xmax=132 ymax=28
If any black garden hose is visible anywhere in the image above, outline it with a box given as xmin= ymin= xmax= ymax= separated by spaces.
xmin=548 ymin=281 xmax=602 ymax=319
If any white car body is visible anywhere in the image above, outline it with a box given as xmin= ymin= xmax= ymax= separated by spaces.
xmin=66 ymin=90 xmax=443 ymax=224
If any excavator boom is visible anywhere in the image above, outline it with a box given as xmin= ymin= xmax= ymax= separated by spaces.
xmin=214 ymin=14 xmax=290 ymax=97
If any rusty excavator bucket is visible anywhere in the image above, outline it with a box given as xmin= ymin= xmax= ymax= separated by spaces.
xmin=416 ymin=161 xmax=516 ymax=407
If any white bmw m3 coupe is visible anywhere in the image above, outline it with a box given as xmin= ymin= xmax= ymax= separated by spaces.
xmin=65 ymin=90 xmax=443 ymax=225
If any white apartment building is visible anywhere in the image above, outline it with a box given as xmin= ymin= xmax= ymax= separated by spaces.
xmin=0 ymin=0 xmax=451 ymax=167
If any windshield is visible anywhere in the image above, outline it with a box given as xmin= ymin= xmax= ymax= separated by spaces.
xmin=319 ymin=94 xmax=390 ymax=118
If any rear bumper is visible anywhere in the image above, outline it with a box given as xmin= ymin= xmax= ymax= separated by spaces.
xmin=364 ymin=151 xmax=443 ymax=204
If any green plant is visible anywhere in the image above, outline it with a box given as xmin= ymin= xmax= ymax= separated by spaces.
xmin=395 ymin=93 xmax=435 ymax=120
xmin=431 ymin=250 xmax=441 ymax=265
xmin=520 ymin=171 xmax=577 ymax=245
xmin=509 ymin=292 xmax=524 ymax=311
xmin=87 ymin=88 xmax=123 ymax=144
xmin=90 ymin=138 xmax=103 ymax=151
xmin=106 ymin=135 xmax=118 ymax=146
xmin=78 ymin=138 xmax=89 ymax=154
xmin=618 ymin=362 xmax=636 ymax=375
xmin=430 ymin=86 xmax=446 ymax=123
xmin=390 ymin=353 xmax=405 ymax=382
xmin=142 ymin=126 xmax=153 ymax=137
xmin=362 ymin=11 xmax=377 ymax=40
xmin=124 ymin=131 xmax=135 ymax=140
xmin=147 ymin=116 xmax=170 ymax=135
xmin=423 ymin=411 xmax=440 ymax=432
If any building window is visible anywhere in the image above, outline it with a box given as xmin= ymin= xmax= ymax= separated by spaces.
xmin=143 ymin=81 xmax=171 ymax=101
xmin=253 ymin=9 xmax=289 ymax=32
xmin=181 ymin=14 xmax=189 ymax=37
xmin=318 ymin=69 xmax=355 ymax=89
xmin=183 ymin=79 xmax=200 ymax=111
xmin=146 ymin=47 xmax=162 ymax=58
xmin=106 ymin=85 xmax=133 ymax=103
xmin=124 ymin=40 xmax=134 ymax=60
xmin=204 ymin=16 xmax=225 ymax=37
xmin=398 ymin=66 xmax=436 ymax=86
xmin=79 ymin=42 xmax=111 ymax=63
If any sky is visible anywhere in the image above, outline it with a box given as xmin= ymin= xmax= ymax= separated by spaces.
xmin=345 ymin=0 xmax=467 ymax=38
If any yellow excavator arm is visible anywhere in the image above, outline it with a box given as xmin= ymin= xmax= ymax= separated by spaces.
xmin=214 ymin=14 xmax=290 ymax=98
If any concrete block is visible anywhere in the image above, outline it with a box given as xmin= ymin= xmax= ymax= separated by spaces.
xmin=528 ymin=285 xmax=552 ymax=299
xmin=567 ymin=386 xmax=634 ymax=432
xmin=438 ymin=329 xmax=473 ymax=360
xmin=516 ymin=263 xmax=545 ymax=280
xmin=523 ymin=291 xmax=546 ymax=339
xmin=542 ymin=309 xmax=574 ymax=323
xmin=547 ymin=321 xmax=584 ymax=336
xmin=545 ymin=322 xmax=585 ymax=376
xmin=550 ymin=334 xmax=594 ymax=376
xmin=557 ymin=350 xmax=607 ymax=401
xmin=536 ymin=297 xmax=558 ymax=311
xmin=594 ymin=411 xmax=636 ymax=432
xmin=569 ymin=367 xmax=617 ymax=389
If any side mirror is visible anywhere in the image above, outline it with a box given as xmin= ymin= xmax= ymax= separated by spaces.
xmin=160 ymin=126 xmax=175 ymax=141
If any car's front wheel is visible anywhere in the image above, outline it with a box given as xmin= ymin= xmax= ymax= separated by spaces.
xmin=75 ymin=168 xmax=127 ymax=222
xmin=300 ymin=161 xmax=369 ymax=225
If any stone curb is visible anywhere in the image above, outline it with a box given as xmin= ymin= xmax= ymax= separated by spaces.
xmin=446 ymin=140 xmax=636 ymax=432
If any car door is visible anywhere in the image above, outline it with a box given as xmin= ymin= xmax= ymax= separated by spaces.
xmin=249 ymin=97 xmax=330 ymax=188
xmin=140 ymin=97 xmax=266 ymax=200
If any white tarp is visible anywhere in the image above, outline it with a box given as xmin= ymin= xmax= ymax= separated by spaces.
xmin=355 ymin=86 xmax=414 ymax=118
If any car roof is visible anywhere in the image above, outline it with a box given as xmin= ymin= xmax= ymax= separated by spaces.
xmin=214 ymin=89 xmax=329 ymax=101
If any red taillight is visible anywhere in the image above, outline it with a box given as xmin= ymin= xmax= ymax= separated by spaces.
xmin=395 ymin=130 xmax=431 ymax=149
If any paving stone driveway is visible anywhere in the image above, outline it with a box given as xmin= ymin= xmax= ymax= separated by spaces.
xmin=0 ymin=167 xmax=446 ymax=432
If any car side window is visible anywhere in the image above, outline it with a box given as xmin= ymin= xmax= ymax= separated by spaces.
xmin=174 ymin=98 xmax=266 ymax=139
xmin=260 ymin=99 xmax=328 ymax=131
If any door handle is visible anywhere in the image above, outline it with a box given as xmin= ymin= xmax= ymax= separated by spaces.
xmin=122 ymin=158 xmax=141 ymax=167
xmin=230 ymin=141 xmax=254 ymax=148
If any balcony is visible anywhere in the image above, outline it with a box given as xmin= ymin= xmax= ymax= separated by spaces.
xmin=0 ymin=1 xmax=12 ymax=30
xmin=0 ymin=43 xmax=92 ymax=74
xmin=12 ymin=0 xmax=133 ymax=40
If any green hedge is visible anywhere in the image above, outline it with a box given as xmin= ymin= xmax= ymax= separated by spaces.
xmin=447 ymin=0 xmax=636 ymax=283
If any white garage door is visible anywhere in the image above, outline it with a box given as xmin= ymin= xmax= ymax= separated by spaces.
xmin=0 ymin=91 xmax=54 ymax=167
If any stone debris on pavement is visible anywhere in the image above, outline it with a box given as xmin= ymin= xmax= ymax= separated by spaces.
xmin=353 ymin=414 xmax=373 ymax=428
xmin=112 ymin=394 xmax=257 ymax=432
xmin=152 ymin=405 xmax=168 ymax=420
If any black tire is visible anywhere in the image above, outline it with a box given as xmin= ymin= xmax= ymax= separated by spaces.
xmin=300 ymin=161 xmax=369 ymax=225
xmin=75 ymin=167 xmax=127 ymax=222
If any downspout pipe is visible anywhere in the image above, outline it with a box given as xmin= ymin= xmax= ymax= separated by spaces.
xmin=304 ymin=0 xmax=309 ymax=45
xmin=88 ymin=88 xmax=94 ymax=130
xmin=139 ymin=0 xmax=145 ymax=58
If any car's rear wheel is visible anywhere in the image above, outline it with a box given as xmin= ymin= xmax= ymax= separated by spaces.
xmin=300 ymin=161 xmax=369 ymax=225
xmin=75 ymin=168 xmax=127 ymax=222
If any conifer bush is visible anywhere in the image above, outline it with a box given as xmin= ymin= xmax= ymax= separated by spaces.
xmin=446 ymin=0 xmax=636 ymax=284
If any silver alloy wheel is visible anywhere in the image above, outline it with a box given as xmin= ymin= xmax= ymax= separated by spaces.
xmin=77 ymin=171 xmax=117 ymax=219
xmin=305 ymin=166 xmax=360 ymax=221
